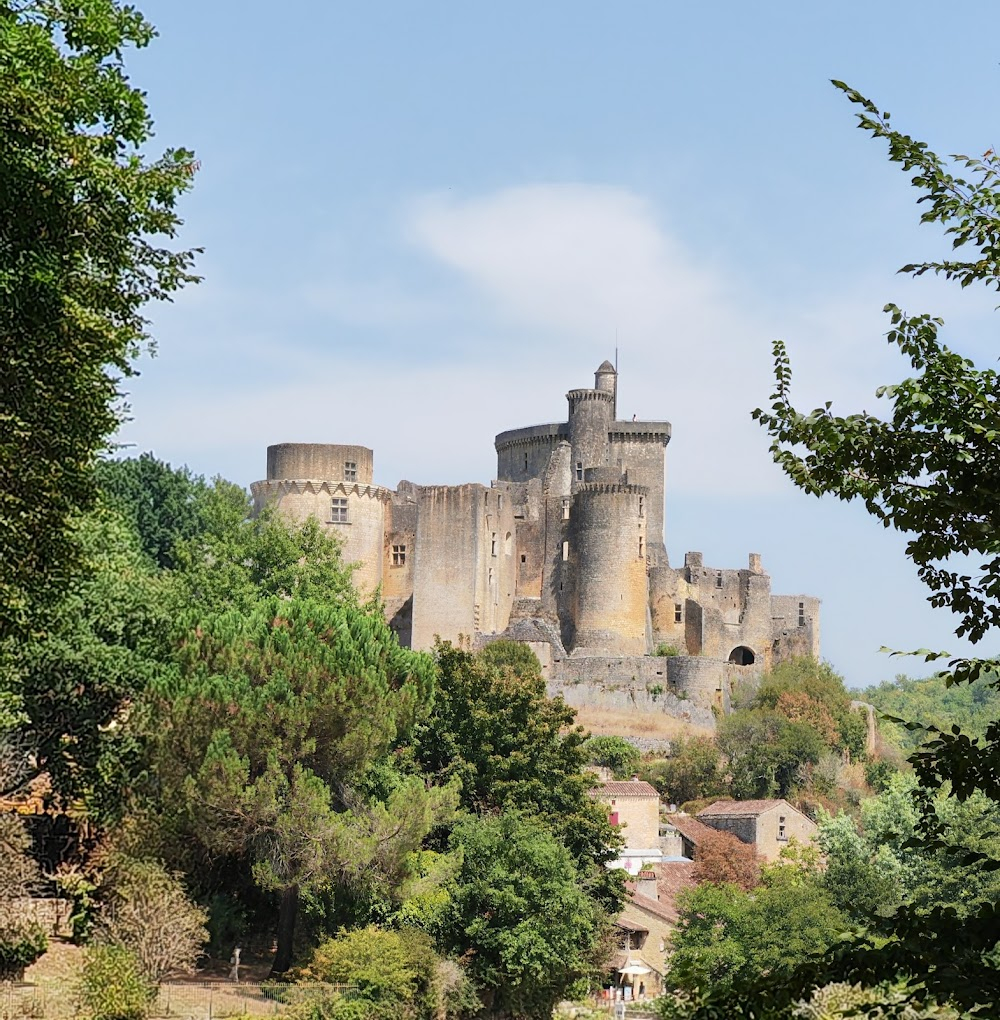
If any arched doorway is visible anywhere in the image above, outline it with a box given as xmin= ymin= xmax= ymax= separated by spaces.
xmin=728 ymin=646 xmax=755 ymax=665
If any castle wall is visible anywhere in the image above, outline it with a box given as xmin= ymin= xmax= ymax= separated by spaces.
xmin=571 ymin=482 xmax=648 ymax=655
xmin=250 ymin=477 xmax=389 ymax=596
xmin=608 ymin=426 xmax=670 ymax=563
xmin=495 ymin=424 xmax=568 ymax=483
xmin=771 ymin=595 xmax=821 ymax=661
xmin=567 ymin=389 xmax=613 ymax=477
xmin=409 ymin=484 xmax=516 ymax=651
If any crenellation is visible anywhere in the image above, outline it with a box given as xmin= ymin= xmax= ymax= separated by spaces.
xmin=251 ymin=361 xmax=822 ymax=716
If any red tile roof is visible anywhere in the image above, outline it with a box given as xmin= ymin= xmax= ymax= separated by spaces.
xmin=663 ymin=814 xmax=717 ymax=845
xmin=598 ymin=780 xmax=660 ymax=798
xmin=629 ymin=891 xmax=677 ymax=923
xmin=698 ymin=799 xmax=792 ymax=817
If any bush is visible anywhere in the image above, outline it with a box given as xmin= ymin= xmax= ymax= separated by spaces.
xmin=654 ymin=643 xmax=680 ymax=657
xmin=78 ymin=944 xmax=155 ymax=1020
xmin=0 ymin=924 xmax=47 ymax=981
xmin=583 ymin=735 xmax=641 ymax=779
xmin=96 ymin=855 xmax=208 ymax=982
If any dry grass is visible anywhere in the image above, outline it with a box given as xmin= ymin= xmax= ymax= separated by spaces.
xmin=572 ymin=706 xmax=713 ymax=741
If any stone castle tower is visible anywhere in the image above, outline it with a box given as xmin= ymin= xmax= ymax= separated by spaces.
xmin=251 ymin=361 xmax=820 ymax=710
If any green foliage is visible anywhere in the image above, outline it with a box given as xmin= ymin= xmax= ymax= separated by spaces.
xmin=667 ymin=851 xmax=848 ymax=1002
xmin=641 ymin=736 xmax=724 ymax=805
xmin=78 ymin=944 xmax=155 ymax=1020
xmin=95 ymin=454 xmax=210 ymax=571
xmin=410 ymin=642 xmax=623 ymax=914
xmin=864 ymin=672 xmax=1000 ymax=751
xmin=792 ymin=982 xmax=957 ymax=1019
xmin=691 ymin=82 xmax=1000 ymax=1020
xmin=443 ymin=811 xmax=606 ymax=1019
xmin=4 ymin=506 xmax=168 ymax=811
xmin=655 ymin=643 xmax=681 ymax=657
xmin=0 ymin=924 xmax=47 ymax=981
xmin=717 ymin=709 xmax=824 ymax=798
xmin=301 ymin=926 xmax=443 ymax=1020
xmin=0 ymin=0 xmax=198 ymax=641
xmin=583 ymin=735 xmax=641 ymax=779
xmin=477 ymin=638 xmax=542 ymax=674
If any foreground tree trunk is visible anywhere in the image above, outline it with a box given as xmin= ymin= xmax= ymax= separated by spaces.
xmin=269 ymin=883 xmax=299 ymax=976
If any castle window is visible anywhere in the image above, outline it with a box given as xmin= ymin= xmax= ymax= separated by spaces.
xmin=638 ymin=537 xmax=644 ymax=559
xmin=524 ymin=452 xmax=529 ymax=471
xmin=798 ymin=601 xmax=806 ymax=626
xmin=391 ymin=544 xmax=406 ymax=567
xmin=491 ymin=533 xmax=497 ymax=556
xmin=498 ymin=494 xmax=503 ymax=511
xmin=520 ymin=554 xmax=526 ymax=564
xmin=576 ymin=461 xmax=583 ymax=481
xmin=639 ymin=496 xmax=645 ymax=518
xmin=504 ymin=531 xmax=513 ymax=555
xmin=562 ymin=499 xmax=570 ymax=521
xmin=562 ymin=540 xmax=569 ymax=561
xmin=344 ymin=461 xmax=357 ymax=482
xmin=488 ymin=566 xmax=494 ymax=586
xmin=674 ymin=603 xmax=683 ymax=624
xmin=715 ymin=570 xmax=723 ymax=588
xmin=330 ymin=497 xmax=349 ymax=523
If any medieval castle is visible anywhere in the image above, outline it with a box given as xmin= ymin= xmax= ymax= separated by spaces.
xmin=251 ymin=361 xmax=819 ymax=713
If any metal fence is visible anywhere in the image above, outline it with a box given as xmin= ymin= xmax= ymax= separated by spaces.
xmin=1 ymin=981 xmax=358 ymax=1020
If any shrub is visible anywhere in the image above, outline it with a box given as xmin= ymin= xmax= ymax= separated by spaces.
xmin=78 ymin=944 xmax=155 ymax=1020
xmin=583 ymin=735 xmax=641 ymax=779
xmin=654 ymin=643 xmax=680 ymax=657
xmin=96 ymin=856 xmax=208 ymax=982
xmin=0 ymin=924 xmax=47 ymax=981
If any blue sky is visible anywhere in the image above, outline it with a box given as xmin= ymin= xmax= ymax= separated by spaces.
xmin=117 ymin=1 xmax=1000 ymax=688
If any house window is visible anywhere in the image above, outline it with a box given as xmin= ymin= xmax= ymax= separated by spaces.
xmin=576 ymin=461 xmax=583 ymax=481
xmin=674 ymin=603 xmax=683 ymax=624
xmin=798 ymin=601 xmax=806 ymax=626
xmin=344 ymin=461 xmax=357 ymax=482
xmin=391 ymin=545 xmax=406 ymax=567
xmin=609 ymin=811 xmax=620 ymax=827
xmin=715 ymin=570 xmax=723 ymax=588
xmin=562 ymin=541 xmax=569 ymax=561
xmin=778 ymin=815 xmax=787 ymax=841
xmin=330 ymin=497 xmax=348 ymax=523
xmin=491 ymin=533 xmax=497 ymax=556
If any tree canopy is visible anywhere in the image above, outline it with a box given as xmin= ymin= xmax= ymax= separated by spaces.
xmin=0 ymin=0 xmax=197 ymax=640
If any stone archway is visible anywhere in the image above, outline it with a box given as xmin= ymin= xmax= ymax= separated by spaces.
xmin=728 ymin=645 xmax=755 ymax=665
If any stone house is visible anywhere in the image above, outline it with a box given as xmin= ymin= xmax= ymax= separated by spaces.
xmin=595 ymin=779 xmax=663 ymax=874
xmin=697 ymin=799 xmax=816 ymax=861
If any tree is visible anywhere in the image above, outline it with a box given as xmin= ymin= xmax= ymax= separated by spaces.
xmin=408 ymin=642 xmax=623 ymax=914
xmin=640 ymin=736 xmax=724 ymax=805
xmin=95 ymin=454 xmax=210 ymax=571
xmin=0 ymin=0 xmax=197 ymax=640
xmin=716 ymin=709 xmax=823 ymax=798
xmin=583 ymin=735 xmax=642 ymax=780
xmin=691 ymin=828 xmax=760 ymax=891
xmin=689 ymin=82 xmax=1000 ymax=1018
xmin=148 ymin=597 xmax=440 ymax=975
xmin=443 ymin=811 xmax=606 ymax=1020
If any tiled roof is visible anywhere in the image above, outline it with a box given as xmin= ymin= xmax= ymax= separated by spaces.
xmin=598 ymin=780 xmax=660 ymax=798
xmin=663 ymin=814 xmax=717 ymax=844
xmin=628 ymin=891 xmax=677 ymax=923
xmin=698 ymin=799 xmax=791 ymax=817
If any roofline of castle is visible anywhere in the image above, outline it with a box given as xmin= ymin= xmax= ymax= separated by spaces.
xmin=494 ymin=419 xmax=672 ymax=451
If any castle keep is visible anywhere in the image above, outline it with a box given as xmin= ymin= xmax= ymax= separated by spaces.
xmin=251 ymin=361 xmax=819 ymax=711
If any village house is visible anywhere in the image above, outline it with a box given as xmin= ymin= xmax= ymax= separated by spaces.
xmin=697 ymin=798 xmax=816 ymax=861
xmin=595 ymin=779 xmax=663 ymax=874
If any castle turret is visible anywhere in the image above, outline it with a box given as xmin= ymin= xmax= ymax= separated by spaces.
xmin=567 ymin=387 xmax=613 ymax=483
xmin=594 ymin=359 xmax=617 ymax=417
xmin=570 ymin=478 xmax=649 ymax=655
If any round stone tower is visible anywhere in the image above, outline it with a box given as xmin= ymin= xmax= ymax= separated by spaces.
xmin=571 ymin=480 xmax=649 ymax=655
xmin=594 ymin=359 xmax=617 ymax=416
xmin=567 ymin=386 xmax=613 ymax=481
xmin=250 ymin=443 xmax=390 ymax=595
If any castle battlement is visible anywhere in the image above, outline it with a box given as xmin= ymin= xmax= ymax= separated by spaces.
xmin=252 ymin=361 xmax=821 ymax=712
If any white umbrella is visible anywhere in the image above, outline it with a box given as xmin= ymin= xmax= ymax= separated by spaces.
xmin=619 ymin=964 xmax=652 ymax=976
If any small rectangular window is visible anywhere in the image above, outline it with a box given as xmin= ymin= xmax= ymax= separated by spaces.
xmin=391 ymin=544 xmax=406 ymax=567
xmin=639 ymin=497 xmax=645 ymax=518
xmin=344 ymin=461 xmax=357 ymax=482
xmin=498 ymin=494 xmax=503 ymax=511
xmin=798 ymin=602 xmax=806 ymax=626
xmin=331 ymin=497 xmax=349 ymax=523
xmin=639 ymin=537 xmax=644 ymax=559
xmin=674 ymin=603 xmax=683 ymax=624
xmin=520 ymin=554 xmax=526 ymax=564
xmin=491 ymin=533 xmax=497 ymax=556
xmin=562 ymin=540 xmax=569 ymax=561
xmin=562 ymin=499 xmax=570 ymax=521
xmin=524 ymin=452 xmax=529 ymax=470
xmin=716 ymin=570 xmax=723 ymax=588
xmin=488 ymin=566 xmax=495 ymax=587
xmin=576 ymin=462 xmax=583 ymax=481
